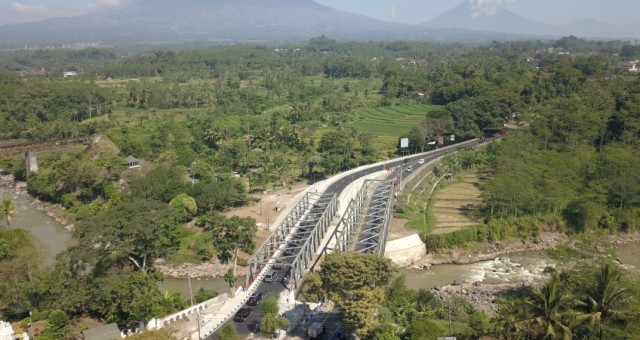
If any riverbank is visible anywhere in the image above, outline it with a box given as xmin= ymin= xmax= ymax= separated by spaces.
xmin=404 ymin=228 xmax=640 ymax=271
xmin=405 ymin=232 xmax=568 ymax=270
xmin=401 ymin=231 xmax=640 ymax=312
xmin=0 ymin=171 xmax=74 ymax=230
xmin=432 ymin=280 xmax=543 ymax=313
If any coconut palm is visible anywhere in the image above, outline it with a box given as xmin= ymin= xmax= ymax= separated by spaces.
xmin=520 ymin=275 xmax=575 ymax=340
xmin=493 ymin=297 xmax=527 ymax=339
xmin=575 ymin=263 xmax=636 ymax=340
xmin=1 ymin=198 xmax=17 ymax=227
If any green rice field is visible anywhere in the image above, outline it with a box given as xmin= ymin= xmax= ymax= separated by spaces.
xmin=311 ymin=104 xmax=441 ymax=152
xmin=348 ymin=104 xmax=440 ymax=148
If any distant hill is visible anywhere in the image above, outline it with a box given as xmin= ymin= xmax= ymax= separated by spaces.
xmin=422 ymin=0 xmax=638 ymax=39
xmin=0 ymin=0 xmax=411 ymax=47
xmin=421 ymin=1 xmax=549 ymax=36
xmin=0 ymin=0 xmax=637 ymax=48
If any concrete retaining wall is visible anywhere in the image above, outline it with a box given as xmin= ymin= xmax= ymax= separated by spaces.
xmin=384 ymin=234 xmax=426 ymax=266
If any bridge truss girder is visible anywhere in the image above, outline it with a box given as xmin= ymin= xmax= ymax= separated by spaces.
xmin=245 ymin=192 xmax=338 ymax=290
xmin=288 ymin=193 xmax=337 ymax=290
xmin=245 ymin=192 xmax=316 ymax=287
xmin=325 ymin=179 xmax=395 ymax=257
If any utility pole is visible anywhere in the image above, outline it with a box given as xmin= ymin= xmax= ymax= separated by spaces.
xmin=448 ymin=298 xmax=452 ymax=336
xmin=188 ymin=274 xmax=194 ymax=306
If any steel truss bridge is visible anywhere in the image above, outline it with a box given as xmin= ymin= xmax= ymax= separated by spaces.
xmin=213 ymin=137 xmax=497 ymax=338
xmin=245 ymin=192 xmax=337 ymax=290
xmin=246 ymin=137 xmax=492 ymax=293
xmin=324 ymin=179 xmax=395 ymax=257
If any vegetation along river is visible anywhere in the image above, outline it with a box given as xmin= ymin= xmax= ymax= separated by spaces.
xmin=3 ymin=181 xmax=640 ymax=297
xmin=0 ymin=179 xmax=242 ymax=299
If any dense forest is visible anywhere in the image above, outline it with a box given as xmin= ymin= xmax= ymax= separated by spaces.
xmin=1 ymin=35 xmax=640 ymax=339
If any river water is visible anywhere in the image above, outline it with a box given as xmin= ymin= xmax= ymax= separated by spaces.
xmin=615 ymin=242 xmax=640 ymax=279
xmin=3 ymin=180 xmax=640 ymax=296
xmin=400 ymin=252 xmax=556 ymax=290
xmin=159 ymin=276 xmax=246 ymax=299
xmin=0 ymin=180 xmax=74 ymax=264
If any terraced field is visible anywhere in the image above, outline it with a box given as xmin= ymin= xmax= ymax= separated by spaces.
xmin=431 ymin=172 xmax=486 ymax=235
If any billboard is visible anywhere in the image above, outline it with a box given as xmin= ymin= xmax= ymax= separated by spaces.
xmin=400 ymin=138 xmax=409 ymax=148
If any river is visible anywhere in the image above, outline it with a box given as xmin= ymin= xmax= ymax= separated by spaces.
xmin=400 ymin=251 xmax=557 ymax=290
xmin=3 ymin=179 xmax=640 ymax=297
xmin=0 ymin=180 xmax=74 ymax=265
xmin=615 ymin=242 xmax=640 ymax=279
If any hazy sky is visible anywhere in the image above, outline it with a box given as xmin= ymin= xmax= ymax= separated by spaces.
xmin=1 ymin=0 xmax=639 ymax=26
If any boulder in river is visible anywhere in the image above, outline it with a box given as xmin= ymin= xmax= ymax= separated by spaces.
xmin=453 ymin=279 xmax=464 ymax=286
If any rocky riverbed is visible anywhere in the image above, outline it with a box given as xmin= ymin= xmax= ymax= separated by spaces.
xmin=154 ymin=258 xmax=247 ymax=279
xmin=432 ymin=280 xmax=543 ymax=312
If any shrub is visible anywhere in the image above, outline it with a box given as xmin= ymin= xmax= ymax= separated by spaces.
xmin=423 ymin=215 xmax=561 ymax=252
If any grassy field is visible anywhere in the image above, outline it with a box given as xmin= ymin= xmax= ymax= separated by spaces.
xmin=430 ymin=172 xmax=486 ymax=234
xmin=393 ymin=168 xmax=487 ymax=237
xmin=347 ymin=104 xmax=437 ymax=145
xmin=313 ymin=103 xmax=440 ymax=153
xmin=392 ymin=161 xmax=443 ymax=235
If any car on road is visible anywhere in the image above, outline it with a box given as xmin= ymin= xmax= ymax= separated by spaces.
xmin=418 ymin=159 xmax=425 ymax=164
xmin=272 ymin=258 xmax=287 ymax=270
xmin=234 ymin=307 xmax=252 ymax=322
xmin=264 ymin=269 xmax=278 ymax=283
xmin=246 ymin=292 xmax=265 ymax=306
xmin=282 ymin=247 xmax=296 ymax=257
xmin=405 ymin=166 xmax=413 ymax=172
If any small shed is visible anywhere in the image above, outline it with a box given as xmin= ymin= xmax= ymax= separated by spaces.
xmin=125 ymin=155 xmax=141 ymax=169
xmin=82 ymin=323 xmax=121 ymax=340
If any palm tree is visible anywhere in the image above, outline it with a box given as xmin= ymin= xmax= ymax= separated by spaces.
xmin=575 ymin=263 xmax=636 ymax=340
xmin=493 ymin=297 xmax=526 ymax=339
xmin=1 ymin=198 xmax=17 ymax=227
xmin=520 ymin=275 xmax=574 ymax=340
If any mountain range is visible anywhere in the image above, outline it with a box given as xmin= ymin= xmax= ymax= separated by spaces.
xmin=421 ymin=2 xmax=639 ymax=39
xmin=0 ymin=0 xmax=637 ymax=48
